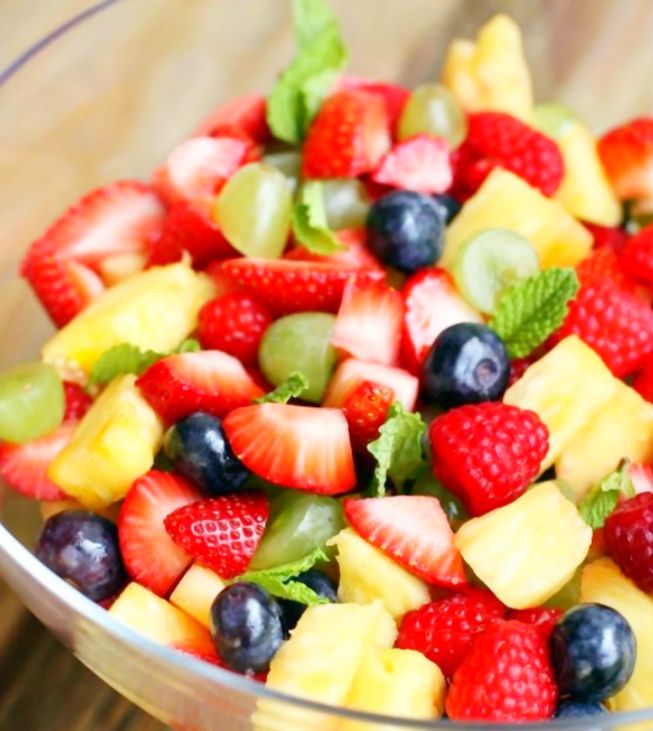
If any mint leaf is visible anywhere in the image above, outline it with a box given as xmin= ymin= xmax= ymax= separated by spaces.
xmin=292 ymin=182 xmax=345 ymax=255
xmin=367 ymin=403 xmax=428 ymax=497
xmin=267 ymin=0 xmax=348 ymax=143
xmin=579 ymin=460 xmax=635 ymax=529
xmin=490 ymin=268 xmax=579 ymax=359
xmin=176 ymin=339 xmax=201 ymax=354
xmin=256 ymin=372 xmax=309 ymax=404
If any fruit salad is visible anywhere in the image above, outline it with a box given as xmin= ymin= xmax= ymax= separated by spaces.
xmin=2 ymin=0 xmax=653 ymax=725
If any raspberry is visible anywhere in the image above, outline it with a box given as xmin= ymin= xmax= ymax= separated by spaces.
xmin=396 ymin=589 xmax=505 ymax=679
xmin=604 ymin=492 xmax=653 ymax=592
xmin=508 ymin=357 xmax=532 ymax=386
xmin=453 ymin=112 xmax=564 ymax=198
xmin=342 ymin=380 xmax=394 ymax=451
xmin=429 ymin=402 xmax=549 ymax=516
xmin=198 ymin=292 xmax=272 ymax=365
xmin=446 ymin=620 xmax=558 ymax=721
xmin=634 ymin=362 xmax=653 ymax=403
xmin=576 ymin=247 xmax=635 ymax=292
xmin=63 ymin=381 xmax=93 ymax=420
xmin=508 ymin=607 xmax=563 ymax=641
xmin=620 ymin=224 xmax=653 ymax=287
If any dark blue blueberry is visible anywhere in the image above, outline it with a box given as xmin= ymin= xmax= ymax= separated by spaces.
xmin=551 ymin=603 xmax=637 ymax=703
xmin=421 ymin=323 xmax=509 ymax=407
xmin=555 ymin=700 xmax=607 ymax=718
xmin=164 ymin=412 xmax=250 ymax=495
xmin=210 ymin=582 xmax=284 ymax=673
xmin=35 ymin=510 xmax=126 ymax=602
xmin=432 ymin=193 xmax=461 ymax=224
xmin=367 ymin=191 xmax=444 ymax=273
xmin=279 ymin=569 xmax=338 ymax=632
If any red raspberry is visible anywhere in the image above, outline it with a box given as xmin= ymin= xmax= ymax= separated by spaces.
xmin=342 ymin=380 xmax=394 ymax=451
xmin=634 ymin=362 xmax=653 ymax=403
xmin=63 ymin=381 xmax=93 ymax=420
xmin=620 ymin=224 xmax=653 ymax=287
xmin=576 ymin=247 xmax=635 ymax=292
xmin=604 ymin=493 xmax=653 ymax=592
xmin=396 ymin=589 xmax=505 ymax=679
xmin=198 ymin=292 xmax=272 ymax=365
xmin=429 ymin=402 xmax=549 ymax=517
xmin=582 ymin=222 xmax=629 ymax=252
xmin=453 ymin=112 xmax=564 ymax=198
xmin=446 ymin=620 xmax=557 ymax=721
xmin=508 ymin=607 xmax=563 ymax=641
xmin=508 ymin=357 xmax=532 ymax=386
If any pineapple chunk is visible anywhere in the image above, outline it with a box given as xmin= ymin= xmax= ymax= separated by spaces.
xmin=42 ymin=262 xmax=214 ymax=378
xmin=581 ymin=559 xmax=653 ymax=711
xmin=48 ymin=375 xmax=163 ymax=509
xmin=329 ymin=528 xmax=430 ymax=621
xmin=504 ymin=336 xmax=618 ymax=470
xmin=442 ymin=170 xmax=593 ymax=271
xmin=442 ymin=15 xmax=533 ymax=121
xmin=455 ymin=482 xmax=592 ymax=609
xmin=342 ymin=648 xmax=446 ymax=731
xmin=556 ymin=380 xmax=653 ymax=501
xmin=40 ymin=498 xmax=121 ymax=522
xmin=170 ymin=564 xmax=225 ymax=629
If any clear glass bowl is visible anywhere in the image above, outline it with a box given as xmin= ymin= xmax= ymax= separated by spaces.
xmin=1 ymin=1 xmax=653 ymax=728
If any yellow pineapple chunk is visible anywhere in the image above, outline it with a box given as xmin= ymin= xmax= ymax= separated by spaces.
xmin=556 ymin=380 xmax=653 ymax=501
xmin=342 ymin=648 xmax=446 ymax=730
xmin=455 ymin=482 xmax=591 ymax=609
xmin=40 ymin=498 xmax=121 ymax=522
xmin=504 ymin=336 xmax=618 ymax=470
xmin=48 ymin=375 xmax=163 ymax=509
xmin=442 ymin=170 xmax=593 ymax=271
xmin=329 ymin=528 xmax=430 ymax=621
xmin=170 ymin=564 xmax=225 ymax=629
xmin=442 ymin=15 xmax=533 ymax=121
xmin=42 ymin=262 xmax=214 ymax=378
xmin=581 ymin=559 xmax=653 ymax=711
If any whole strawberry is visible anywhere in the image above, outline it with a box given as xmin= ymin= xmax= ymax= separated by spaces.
xmin=620 ymin=224 xmax=653 ymax=287
xmin=598 ymin=118 xmax=653 ymax=205
xmin=429 ymin=402 xmax=549 ymax=516
xmin=342 ymin=380 xmax=394 ymax=451
xmin=604 ymin=492 xmax=653 ymax=592
xmin=446 ymin=620 xmax=558 ymax=721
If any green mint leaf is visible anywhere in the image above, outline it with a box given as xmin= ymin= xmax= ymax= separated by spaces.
xmin=579 ymin=460 xmax=635 ymax=529
xmin=367 ymin=403 xmax=428 ymax=497
xmin=256 ymin=372 xmax=309 ymax=404
xmin=176 ymin=339 xmax=201 ymax=354
xmin=267 ymin=0 xmax=348 ymax=143
xmin=292 ymin=182 xmax=345 ymax=255
xmin=489 ymin=268 xmax=579 ymax=359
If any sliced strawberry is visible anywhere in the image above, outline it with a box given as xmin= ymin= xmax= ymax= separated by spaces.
xmin=598 ymin=118 xmax=653 ymax=207
xmin=284 ymin=228 xmax=382 ymax=270
xmin=371 ymin=135 xmax=453 ymax=194
xmin=221 ymin=258 xmax=385 ymax=315
xmin=0 ymin=421 xmax=76 ymax=500
xmin=193 ymin=94 xmax=270 ymax=143
xmin=337 ymin=76 xmax=410 ymax=134
xmin=342 ymin=380 xmax=394 ymax=451
xmin=344 ymin=496 xmax=467 ymax=587
xmin=629 ymin=463 xmax=653 ymax=495
xmin=63 ymin=382 xmax=93 ymax=420
xmin=302 ymin=90 xmax=391 ymax=179
xmin=401 ymin=268 xmax=483 ymax=374
xmin=203 ymin=260 xmax=241 ymax=297
xmin=223 ymin=404 xmax=356 ymax=495
xmin=136 ymin=351 xmax=264 ymax=424
xmin=118 ymin=470 xmax=202 ymax=596
xmin=331 ymin=279 xmax=404 ymax=366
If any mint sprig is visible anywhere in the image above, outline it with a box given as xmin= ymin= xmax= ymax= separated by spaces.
xmin=579 ymin=460 xmax=635 ymax=529
xmin=292 ymin=182 xmax=345 ymax=255
xmin=255 ymin=372 xmax=309 ymax=404
xmin=490 ymin=268 xmax=579 ymax=359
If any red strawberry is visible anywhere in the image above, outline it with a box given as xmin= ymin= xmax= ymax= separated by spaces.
xmin=331 ymin=279 xmax=403 ymax=366
xmin=337 ymin=76 xmax=409 ymax=133
xmin=453 ymin=112 xmax=564 ymax=198
xmin=203 ymin=260 xmax=241 ymax=297
xmin=629 ymin=462 xmax=653 ymax=494
xmin=0 ymin=421 xmax=75 ymax=500
xmin=221 ymin=258 xmax=385 ymax=315
xmin=302 ymin=90 xmax=391 ymax=179
xmin=446 ymin=620 xmax=557 ymax=721
xmin=223 ymin=403 xmax=356 ymax=495
xmin=396 ymin=589 xmax=506 ymax=678
xmin=198 ymin=292 xmax=272 ymax=366
xmin=194 ymin=95 xmax=269 ymax=143
xmin=400 ymin=268 xmax=482 ymax=374
xmin=118 ymin=470 xmax=202 ymax=596
xmin=598 ymin=118 xmax=653 ymax=205
xmin=508 ymin=607 xmax=563 ymax=641
xmin=429 ymin=402 xmax=549 ymax=516
xmin=620 ymin=223 xmax=653 ymax=286
xmin=284 ymin=228 xmax=382 ymax=270
xmin=576 ymin=246 xmax=636 ymax=291
xmin=164 ymin=493 xmax=269 ymax=579
xmin=604 ymin=492 xmax=653 ymax=592
xmin=136 ymin=351 xmax=264 ymax=424
xmin=342 ymin=380 xmax=394 ymax=451
xmin=344 ymin=495 xmax=467 ymax=587
xmin=583 ymin=222 xmax=629 ymax=252
xmin=172 ymin=637 xmax=222 ymax=667
xmin=63 ymin=382 xmax=93 ymax=420
xmin=371 ymin=135 xmax=452 ymax=194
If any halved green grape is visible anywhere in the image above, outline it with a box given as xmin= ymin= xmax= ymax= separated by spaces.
xmin=263 ymin=151 xmax=302 ymax=193
xmin=411 ymin=470 xmax=468 ymax=529
xmin=452 ymin=228 xmax=539 ymax=314
xmin=258 ymin=313 xmax=337 ymax=403
xmin=0 ymin=362 xmax=64 ymax=443
xmin=322 ymin=179 xmax=371 ymax=230
xmin=249 ymin=492 xmax=345 ymax=570
xmin=214 ymin=162 xmax=292 ymax=259
xmin=398 ymin=83 xmax=467 ymax=147
xmin=533 ymin=103 xmax=579 ymax=140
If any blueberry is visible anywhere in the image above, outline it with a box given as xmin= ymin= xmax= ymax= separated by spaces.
xmin=555 ymin=700 xmax=607 ymax=718
xmin=35 ymin=510 xmax=126 ymax=602
xmin=210 ymin=582 xmax=284 ymax=673
xmin=367 ymin=191 xmax=444 ymax=273
xmin=421 ymin=323 xmax=509 ymax=407
xmin=551 ymin=603 xmax=637 ymax=702
xmin=279 ymin=569 xmax=338 ymax=632
xmin=432 ymin=193 xmax=461 ymax=224
xmin=164 ymin=411 xmax=250 ymax=495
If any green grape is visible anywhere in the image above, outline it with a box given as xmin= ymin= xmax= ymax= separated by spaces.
xmin=249 ymin=492 xmax=345 ymax=570
xmin=533 ymin=103 xmax=579 ymax=140
xmin=398 ymin=83 xmax=468 ymax=147
xmin=262 ymin=151 xmax=301 ymax=193
xmin=544 ymin=566 xmax=582 ymax=610
xmin=214 ymin=162 xmax=291 ymax=259
xmin=452 ymin=228 xmax=539 ymax=314
xmin=322 ymin=179 xmax=371 ymax=230
xmin=0 ymin=362 xmax=64 ymax=443
xmin=412 ymin=470 xmax=468 ymax=529
xmin=258 ymin=313 xmax=337 ymax=403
